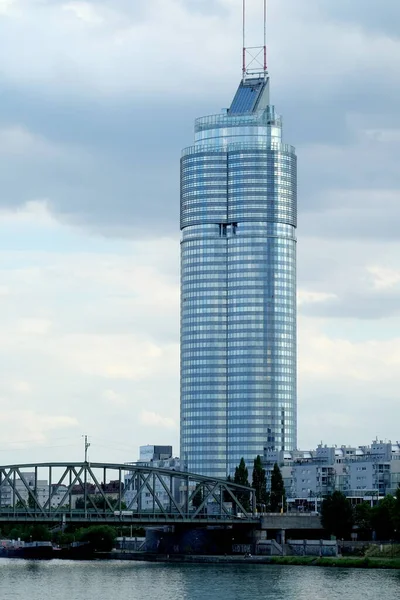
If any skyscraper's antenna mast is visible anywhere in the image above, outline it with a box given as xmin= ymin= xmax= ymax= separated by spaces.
xmin=242 ymin=0 xmax=268 ymax=81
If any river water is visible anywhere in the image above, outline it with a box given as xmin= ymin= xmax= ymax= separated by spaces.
xmin=0 ymin=559 xmax=399 ymax=600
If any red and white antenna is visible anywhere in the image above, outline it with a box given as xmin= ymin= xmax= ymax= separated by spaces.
xmin=242 ymin=0 xmax=268 ymax=81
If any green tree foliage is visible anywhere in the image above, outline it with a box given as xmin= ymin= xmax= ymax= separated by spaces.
xmin=28 ymin=490 xmax=38 ymax=510
xmin=233 ymin=458 xmax=250 ymax=511
xmin=79 ymin=525 xmax=117 ymax=552
xmin=75 ymin=495 xmax=126 ymax=511
xmin=371 ymin=494 xmax=396 ymax=540
xmin=8 ymin=526 xmax=25 ymax=540
xmin=270 ymin=463 xmax=286 ymax=513
xmin=223 ymin=475 xmax=233 ymax=503
xmin=354 ymin=502 xmax=373 ymax=540
xmin=394 ymin=486 xmax=400 ymax=536
xmin=234 ymin=458 xmax=250 ymax=487
xmin=75 ymin=496 xmax=85 ymax=510
xmin=252 ymin=455 xmax=268 ymax=511
xmin=321 ymin=491 xmax=354 ymax=539
xmin=52 ymin=531 xmax=76 ymax=546
xmin=192 ymin=485 xmax=203 ymax=509
xmin=25 ymin=525 xmax=51 ymax=542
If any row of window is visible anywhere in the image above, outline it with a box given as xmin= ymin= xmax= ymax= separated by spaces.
xmin=182 ymin=375 xmax=295 ymax=383
xmin=182 ymin=215 xmax=296 ymax=225
xmin=182 ymin=192 xmax=295 ymax=202
xmin=182 ymin=333 xmax=295 ymax=341
xmin=182 ymin=178 xmax=294 ymax=190
xmin=182 ymin=364 xmax=296 ymax=372
xmin=181 ymin=358 xmax=295 ymax=367
xmin=182 ymin=265 xmax=295 ymax=274
xmin=181 ymin=346 xmax=295 ymax=354
xmin=182 ymin=316 xmax=295 ymax=325
xmin=182 ymin=245 xmax=296 ymax=254
xmin=182 ymin=394 xmax=296 ymax=403
xmin=182 ymin=302 xmax=296 ymax=310
xmin=182 ymin=153 xmax=294 ymax=165
xmin=181 ymin=297 xmax=296 ymax=305
xmin=183 ymin=272 xmax=296 ymax=288
xmin=183 ymin=152 xmax=294 ymax=162
xmin=182 ymin=222 xmax=295 ymax=234
xmin=181 ymin=382 xmax=295 ymax=390
xmin=182 ymin=234 xmax=295 ymax=242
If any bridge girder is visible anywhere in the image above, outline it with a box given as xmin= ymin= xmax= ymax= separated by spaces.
xmin=0 ymin=462 xmax=258 ymax=525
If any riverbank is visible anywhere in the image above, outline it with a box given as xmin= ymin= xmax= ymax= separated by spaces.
xmin=108 ymin=552 xmax=400 ymax=569
xmin=269 ymin=555 xmax=400 ymax=569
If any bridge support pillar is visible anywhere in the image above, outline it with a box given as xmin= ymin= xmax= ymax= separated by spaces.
xmin=278 ymin=529 xmax=285 ymax=554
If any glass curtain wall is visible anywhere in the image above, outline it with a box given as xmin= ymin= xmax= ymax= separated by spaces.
xmin=180 ymin=79 xmax=297 ymax=479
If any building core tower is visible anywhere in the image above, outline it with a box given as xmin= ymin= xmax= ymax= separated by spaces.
xmin=180 ymin=1 xmax=297 ymax=478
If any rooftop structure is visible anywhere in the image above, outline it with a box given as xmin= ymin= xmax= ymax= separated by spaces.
xmin=263 ymin=440 xmax=400 ymax=502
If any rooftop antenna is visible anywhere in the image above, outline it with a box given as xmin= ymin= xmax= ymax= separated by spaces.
xmin=242 ymin=0 xmax=268 ymax=81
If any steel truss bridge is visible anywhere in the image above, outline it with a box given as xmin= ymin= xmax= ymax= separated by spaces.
xmin=0 ymin=462 xmax=258 ymax=525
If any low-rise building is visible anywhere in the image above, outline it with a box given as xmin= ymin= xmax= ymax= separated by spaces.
xmin=263 ymin=440 xmax=400 ymax=506
xmin=124 ymin=446 xmax=180 ymax=511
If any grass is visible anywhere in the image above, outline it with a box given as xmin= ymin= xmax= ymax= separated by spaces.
xmin=268 ymin=555 xmax=400 ymax=569
xmin=365 ymin=544 xmax=400 ymax=558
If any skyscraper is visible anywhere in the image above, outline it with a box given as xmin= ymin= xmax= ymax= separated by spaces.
xmin=180 ymin=3 xmax=297 ymax=479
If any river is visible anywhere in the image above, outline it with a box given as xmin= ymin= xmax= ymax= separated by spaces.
xmin=0 ymin=559 xmax=399 ymax=599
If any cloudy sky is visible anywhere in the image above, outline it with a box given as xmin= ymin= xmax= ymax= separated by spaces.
xmin=0 ymin=0 xmax=399 ymax=466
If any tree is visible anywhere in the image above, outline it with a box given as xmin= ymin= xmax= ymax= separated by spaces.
xmin=252 ymin=455 xmax=268 ymax=511
xmin=270 ymin=463 xmax=286 ymax=513
xmin=395 ymin=486 xmax=400 ymax=537
xmin=354 ymin=502 xmax=372 ymax=540
xmin=53 ymin=531 xmax=76 ymax=546
xmin=28 ymin=490 xmax=38 ymax=510
xmin=79 ymin=525 xmax=117 ymax=552
xmin=234 ymin=458 xmax=249 ymax=487
xmin=320 ymin=491 xmax=354 ymax=539
xmin=75 ymin=495 xmax=126 ymax=511
xmin=223 ymin=475 xmax=233 ymax=503
xmin=192 ymin=485 xmax=203 ymax=510
xmin=392 ymin=485 xmax=400 ymax=538
xmin=8 ymin=526 xmax=25 ymax=540
xmin=75 ymin=496 xmax=85 ymax=510
xmin=24 ymin=525 xmax=51 ymax=542
xmin=233 ymin=458 xmax=250 ymax=511
xmin=371 ymin=495 xmax=396 ymax=540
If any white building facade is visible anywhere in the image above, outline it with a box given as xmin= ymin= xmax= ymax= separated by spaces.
xmin=264 ymin=440 xmax=400 ymax=505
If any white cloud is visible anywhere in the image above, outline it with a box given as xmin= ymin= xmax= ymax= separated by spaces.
xmin=102 ymin=389 xmax=126 ymax=407
xmin=363 ymin=128 xmax=400 ymax=143
xmin=57 ymin=333 xmax=172 ymax=380
xmin=0 ymin=409 xmax=79 ymax=447
xmin=367 ymin=266 xmax=400 ymax=290
xmin=0 ymin=0 xmax=16 ymax=16
xmin=17 ymin=318 xmax=52 ymax=336
xmin=297 ymin=316 xmax=400 ymax=448
xmin=0 ymin=217 xmax=180 ymax=462
xmin=0 ymin=200 xmax=56 ymax=227
xmin=298 ymin=290 xmax=337 ymax=306
xmin=1 ymin=0 xmax=396 ymax=100
xmin=299 ymin=318 xmax=400 ymax=383
xmin=0 ymin=126 xmax=62 ymax=158
xmin=140 ymin=410 xmax=176 ymax=430
xmin=11 ymin=381 xmax=32 ymax=394
xmin=63 ymin=1 xmax=105 ymax=25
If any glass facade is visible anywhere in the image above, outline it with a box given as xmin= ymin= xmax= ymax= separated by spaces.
xmin=180 ymin=77 xmax=297 ymax=479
